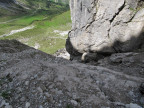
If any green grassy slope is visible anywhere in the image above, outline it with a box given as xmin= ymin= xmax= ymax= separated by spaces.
xmin=0 ymin=0 xmax=69 ymax=16
xmin=0 ymin=1 xmax=71 ymax=54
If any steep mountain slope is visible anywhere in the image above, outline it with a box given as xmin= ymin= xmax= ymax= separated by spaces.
xmin=0 ymin=0 xmax=26 ymax=15
xmin=0 ymin=0 xmax=69 ymax=15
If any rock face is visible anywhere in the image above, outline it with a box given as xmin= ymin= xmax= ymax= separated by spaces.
xmin=66 ymin=0 xmax=144 ymax=56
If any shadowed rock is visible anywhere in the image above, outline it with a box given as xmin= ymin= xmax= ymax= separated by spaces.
xmin=140 ymin=82 xmax=144 ymax=94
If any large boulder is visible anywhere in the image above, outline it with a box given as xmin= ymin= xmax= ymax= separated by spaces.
xmin=66 ymin=0 xmax=144 ymax=56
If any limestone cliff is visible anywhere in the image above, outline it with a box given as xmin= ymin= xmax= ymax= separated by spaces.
xmin=66 ymin=0 xmax=144 ymax=56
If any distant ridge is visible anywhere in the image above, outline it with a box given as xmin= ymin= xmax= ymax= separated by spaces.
xmin=0 ymin=0 xmax=69 ymax=16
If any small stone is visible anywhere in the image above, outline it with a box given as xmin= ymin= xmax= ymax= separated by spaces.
xmin=126 ymin=103 xmax=142 ymax=108
xmin=5 ymin=105 xmax=12 ymax=108
xmin=34 ymin=74 xmax=38 ymax=78
xmin=58 ymin=104 xmax=62 ymax=107
xmin=0 ymin=100 xmax=6 ymax=107
xmin=20 ymin=97 xmax=26 ymax=102
xmin=54 ymin=89 xmax=63 ymax=95
xmin=25 ymin=102 xmax=30 ymax=108
xmin=40 ymin=84 xmax=46 ymax=91
xmin=70 ymin=100 xmax=78 ymax=106
xmin=45 ymin=92 xmax=51 ymax=98
xmin=110 ymin=54 xmax=123 ymax=63
xmin=49 ymin=84 xmax=54 ymax=89
xmin=31 ymin=77 xmax=34 ymax=80
xmin=5 ymin=103 xmax=9 ymax=106
xmin=17 ymin=87 xmax=22 ymax=93
xmin=25 ymin=81 xmax=29 ymax=86
xmin=39 ymin=105 xmax=43 ymax=108
xmin=37 ymin=87 xmax=43 ymax=93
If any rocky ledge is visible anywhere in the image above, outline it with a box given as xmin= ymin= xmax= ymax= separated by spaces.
xmin=0 ymin=40 xmax=144 ymax=108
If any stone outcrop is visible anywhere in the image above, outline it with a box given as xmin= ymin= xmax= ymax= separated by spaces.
xmin=66 ymin=0 xmax=144 ymax=56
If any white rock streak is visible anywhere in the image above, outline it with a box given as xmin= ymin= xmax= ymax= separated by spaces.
xmin=53 ymin=30 xmax=69 ymax=36
xmin=0 ymin=25 xmax=35 ymax=38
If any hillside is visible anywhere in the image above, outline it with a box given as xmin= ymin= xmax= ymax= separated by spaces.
xmin=0 ymin=0 xmax=71 ymax=54
xmin=0 ymin=0 xmax=69 ymax=16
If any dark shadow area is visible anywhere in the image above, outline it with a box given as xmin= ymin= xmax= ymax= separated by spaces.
xmin=0 ymin=39 xmax=71 ymax=64
xmin=66 ymin=30 xmax=144 ymax=61
xmin=0 ymin=0 xmax=15 ymax=3
xmin=0 ymin=39 xmax=31 ymax=53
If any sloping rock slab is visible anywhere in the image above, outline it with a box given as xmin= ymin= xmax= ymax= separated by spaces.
xmin=0 ymin=40 xmax=144 ymax=108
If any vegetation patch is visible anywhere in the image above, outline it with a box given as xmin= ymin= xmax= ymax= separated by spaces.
xmin=0 ymin=1 xmax=71 ymax=54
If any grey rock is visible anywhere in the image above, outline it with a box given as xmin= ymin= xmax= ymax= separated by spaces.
xmin=5 ymin=105 xmax=12 ymax=108
xmin=24 ymin=81 xmax=29 ymax=86
xmin=37 ymin=87 xmax=43 ymax=93
xmin=39 ymin=105 xmax=43 ymax=108
xmin=66 ymin=0 xmax=144 ymax=57
xmin=0 ymin=100 xmax=6 ymax=107
xmin=25 ymin=102 xmax=30 ymax=108
xmin=126 ymin=103 xmax=142 ymax=108
xmin=70 ymin=100 xmax=78 ymax=106
xmin=20 ymin=97 xmax=26 ymax=102
xmin=54 ymin=48 xmax=70 ymax=60
xmin=110 ymin=52 xmax=134 ymax=63
xmin=45 ymin=92 xmax=51 ymax=98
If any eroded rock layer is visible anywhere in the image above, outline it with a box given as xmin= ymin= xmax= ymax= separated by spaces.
xmin=66 ymin=0 xmax=144 ymax=56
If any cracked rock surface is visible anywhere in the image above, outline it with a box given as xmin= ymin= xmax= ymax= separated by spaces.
xmin=0 ymin=40 xmax=144 ymax=108
xmin=66 ymin=0 xmax=144 ymax=56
